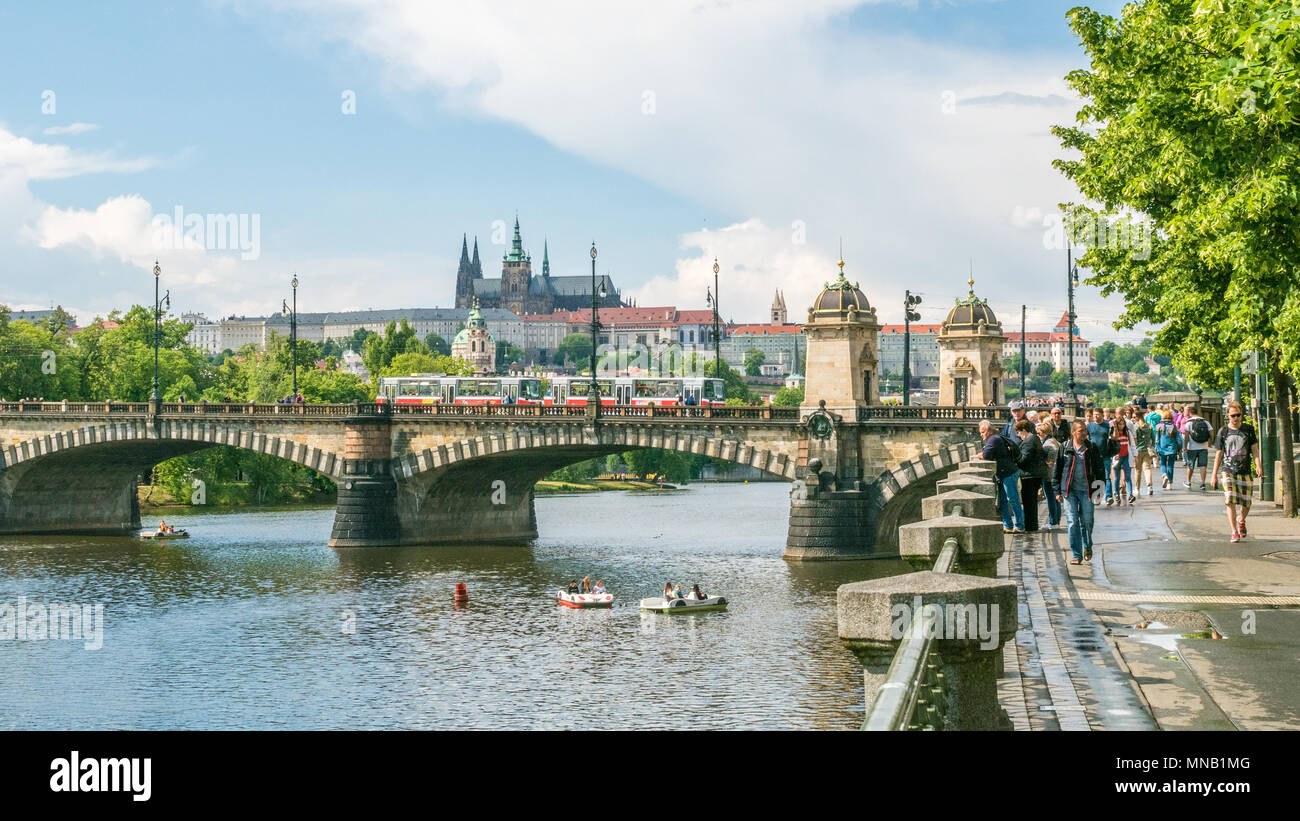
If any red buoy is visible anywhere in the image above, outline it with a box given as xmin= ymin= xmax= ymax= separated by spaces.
xmin=453 ymin=582 xmax=469 ymax=604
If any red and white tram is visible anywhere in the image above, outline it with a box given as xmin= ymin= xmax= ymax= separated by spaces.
xmin=544 ymin=376 xmax=726 ymax=407
xmin=377 ymin=375 xmax=544 ymax=406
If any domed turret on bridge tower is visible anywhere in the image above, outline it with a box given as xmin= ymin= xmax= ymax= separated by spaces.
xmin=801 ymin=255 xmax=881 ymax=417
xmin=937 ymin=276 xmax=1005 ymax=406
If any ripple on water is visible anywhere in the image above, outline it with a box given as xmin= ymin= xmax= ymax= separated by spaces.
xmin=0 ymin=484 xmax=896 ymax=729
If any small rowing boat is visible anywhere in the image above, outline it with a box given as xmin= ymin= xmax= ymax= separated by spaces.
xmin=556 ymin=591 xmax=614 ymax=609
xmin=140 ymin=529 xmax=190 ymax=540
xmin=639 ymin=594 xmax=727 ymax=613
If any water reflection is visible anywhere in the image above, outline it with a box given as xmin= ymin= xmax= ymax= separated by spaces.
xmin=1 ymin=483 xmax=882 ymax=729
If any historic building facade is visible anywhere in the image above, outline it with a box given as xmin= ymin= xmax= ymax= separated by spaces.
xmin=937 ymin=279 xmax=1006 ymax=406
xmin=451 ymin=304 xmax=497 ymax=375
xmin=453 ymin=217 xmax=624 ymax=314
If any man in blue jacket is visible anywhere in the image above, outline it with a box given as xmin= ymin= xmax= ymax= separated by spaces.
xmin=980 ymin=419 xmax=1025 ymax=534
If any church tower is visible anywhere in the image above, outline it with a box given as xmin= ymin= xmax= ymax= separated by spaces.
xmin=454 ymin=234 xmax=474 ymax=309
xmin=500 ymin=214 xmax=532 ymax=315
xmin=471 ymin=237 xmax=482 ymax=278
xmin=771 ymin=289 xmax=787 ymax=325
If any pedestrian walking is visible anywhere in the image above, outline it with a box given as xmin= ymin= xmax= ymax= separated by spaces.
xmin=1014 ymin=419 xmax=1050 ymax=532
xmin=1087 ymin=408 xmax=1113 ymax=504
xmin=1001 ymin=400 xmax=1028 ymax=441
xmin=1109 ymin=414 xmax=1134 ymax=505
xmin=1182 ymin=406 xmax=1214 ymax=490
xmin=1048 ymin=405 xmax=1070 ymax=444
xmin=1055 ymin=419 xmax=1104 ymax=564
xmin=1210 ymin=401 xmax=1262 ymax=543
xmin=980 ymin=419 xmax=1025 ymax=534
xmin=1132 ymin=412 xmax=1155 ymax=496
xmin=1154 ymin=409 xmax=1183 ymax=489
xmin=1037 ymin=420 xmax=1063 ymax=528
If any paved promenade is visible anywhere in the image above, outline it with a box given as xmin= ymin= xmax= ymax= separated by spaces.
xmin=996 ymin=480 xmax=1300 ymax=730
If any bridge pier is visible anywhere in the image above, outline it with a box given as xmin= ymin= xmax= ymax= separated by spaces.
xmin=328 ymin=415 xmax=400 ymax=548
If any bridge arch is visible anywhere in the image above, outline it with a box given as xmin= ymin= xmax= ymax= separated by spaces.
xmin=0 ymin=419 xmax=347 ymax=536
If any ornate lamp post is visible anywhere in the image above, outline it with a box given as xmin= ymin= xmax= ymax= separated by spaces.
xmin=1066 ymin=245 xmax=1080 ymax=410
xmin=282 ymin=275 xmax=299 ymax=398
xmin=150 ymin=261 xmax=169 ymax=406
xmin=588 ymin=242 xmax=601 ymax=416
xmin=706 ymin=258 xmax=721 ymax=379
xmin=902 ymin=289 xmax=921 ymax=405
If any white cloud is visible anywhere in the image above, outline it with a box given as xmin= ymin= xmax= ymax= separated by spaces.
xmin=0 ymin=126 xmax=156 ymax=181
xmin=233 ymin=0 xmax=1108 ymax=330
xmin=42 ymin=122 xmax=101 ymax=136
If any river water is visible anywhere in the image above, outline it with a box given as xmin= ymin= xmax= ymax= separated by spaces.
xmin=0 ymin=483 xmax=908 ymax=729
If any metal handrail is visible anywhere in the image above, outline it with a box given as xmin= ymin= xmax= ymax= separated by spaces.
xmin=862 ymin=531 xmax=961 ymax=731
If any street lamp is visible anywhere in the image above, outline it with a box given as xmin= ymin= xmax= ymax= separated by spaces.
xmin=282 ymin=275 xmax=299 ymax=398
xmin=902 ymin=289 xmax=921 ymax=406
xmin=706 ymin=258 xmax=721 ymax=380
xmin=150 ymin=261 xmax=169 ymax=405
xmin=1066 ymin=244 xmax=1080 ymax=409
xmin=588 ymin=242 xmax=601 ymax=414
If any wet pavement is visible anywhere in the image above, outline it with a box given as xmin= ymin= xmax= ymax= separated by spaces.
xmin=997 ymin=481 xmax=1300 ymax=730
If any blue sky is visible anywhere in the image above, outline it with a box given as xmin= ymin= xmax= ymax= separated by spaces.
xmin=0 ymin=0 xmax=1147 ymax=341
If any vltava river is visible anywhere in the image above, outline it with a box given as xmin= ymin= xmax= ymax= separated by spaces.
xmin=0 ymin=483 xmax=907 ymax=729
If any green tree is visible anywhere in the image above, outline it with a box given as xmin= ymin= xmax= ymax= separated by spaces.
xmin=1033 ymin=360 xmax=1054 ymax=378
xmin=744 ymin=348 xmax=766 ymax=376
xmin=1054 ymin=0 xmax=1299 ymax=514
xmin=556 ymin=333 xmax=593 ymax=369
xmin=774 ymin=384 xmax=805 ymax=406
xmin=425 ymin=333 xmax=451 ymax=357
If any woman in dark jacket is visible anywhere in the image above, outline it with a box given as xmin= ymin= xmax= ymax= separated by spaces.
xmin=1014 ymin=419 xmax=1049 ymax=532
xmin=1053 ymin=420 xmax=1106 ymax=563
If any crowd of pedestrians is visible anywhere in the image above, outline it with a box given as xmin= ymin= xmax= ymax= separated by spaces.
xmin=979 ymin=395 xmax=1262 ymax=562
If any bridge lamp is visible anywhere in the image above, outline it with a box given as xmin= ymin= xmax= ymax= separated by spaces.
xmin=589 ymin=242 xmax=600 ymax=409
xmin=290 ymin=275 xmax=299 ymax=398
xmin=150 ymin=261 xmax=168 ymax=403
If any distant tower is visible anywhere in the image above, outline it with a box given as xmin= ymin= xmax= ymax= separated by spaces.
xmin=771 ymin=289 xmax=787 ymax=325
xmin=454 ymin=234 xmax=475 ymax=309
xmin=937 ymin=277 xmax=1006 ymax=406
xmin=542 ymin=239 xmax=550 ymax=279
xmin=471 ymin=237 xmax=482 ymax=278
xmin=452 ymin=301 xmax=497 ymax=375
xmin=500 ymin=214 xmax=532 ymax=315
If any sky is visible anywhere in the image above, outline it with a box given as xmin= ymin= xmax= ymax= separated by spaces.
xmin=0 ymin=0 xmax=1150 ymax=343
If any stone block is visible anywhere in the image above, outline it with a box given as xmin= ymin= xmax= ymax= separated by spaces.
xmin=934 ymin=476 xmax=996 ymax=496
xmin=920 ymin=489 xmax=998 ymax=521
xmin=897 ymin=514 xmax=1006 ymax=576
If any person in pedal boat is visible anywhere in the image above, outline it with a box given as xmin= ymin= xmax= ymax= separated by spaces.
xmin=673 ymin=583 xmax=686 ymax=599
xmin=581 ymin=577 xmax=592 ymax=593
xmin=663 ymin=582 xmax=676 ymax=599
xmin=690 ymin=584 xmax=706 ymax=600
xmin=592 ymin=580 xmax=606 ymax=595
xmin=567 ymin=580 xmax=580 ymax=594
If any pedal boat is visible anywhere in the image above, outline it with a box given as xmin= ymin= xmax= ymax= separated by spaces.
xmin=139 ymin=529 xmax=190 ymax=540
xmin=639 ymin=594 xmax=727 ymax=613
xmin=556 ymin=591 xmax=614 ymax=609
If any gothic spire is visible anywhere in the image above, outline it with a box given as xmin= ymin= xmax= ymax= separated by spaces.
xmin=505 ymin=212 xmax=526 ymax=262
xmin=459 ymin=234 xmax=470 ymax=266
xmin=471 ymin=236 xmax=482 ymax=277
xmin=542 ymin=239 xmax=550 ymax=277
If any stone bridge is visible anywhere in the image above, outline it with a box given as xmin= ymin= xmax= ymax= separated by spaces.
xmin=0 ymin=400 xmax=1005 ymax=560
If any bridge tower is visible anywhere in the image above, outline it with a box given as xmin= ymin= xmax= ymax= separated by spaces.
xmin=786 ymin=256 xmax=882 ymax=561
xmin=937 ymin=278 xmax=1005 ymax=406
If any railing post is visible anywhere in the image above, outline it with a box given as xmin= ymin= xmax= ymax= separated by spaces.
xmin=839 ymin=571 xmax=1017 ymax=730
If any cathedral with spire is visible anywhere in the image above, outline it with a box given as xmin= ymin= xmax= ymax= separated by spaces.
xmin=454 ymin=215 xmax=624 ymax=314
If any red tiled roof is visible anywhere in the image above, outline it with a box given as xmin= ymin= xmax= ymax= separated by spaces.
xmin=879 ymin=324 xmax=942 ymax=334
xmin=1004 ymin=330 xmax=1089 ymax=343
xmin=729 ymin=324 xmax=804 ymax=335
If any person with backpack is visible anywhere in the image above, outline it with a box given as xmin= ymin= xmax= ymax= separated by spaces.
xmin=1182 ymin=407 xmax=1215 ymax=490
xmin=980 ymin=419 xmax=1025 ymax=534
xmin=1055 ymin=419 xmax=1105 ymax=564
xmin=1132 ymin=413 xmax=1156 ymax=496
xmin=1153 ymin=409 xmax=1183 ymax=490
xmin=1014 ymin=419 xmax=1050 ymax=532
xmin=1210 ymin=401 xmax=1262 ymax=543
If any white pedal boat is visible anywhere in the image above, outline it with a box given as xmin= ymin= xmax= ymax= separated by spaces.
xmin=639 ymin=595 xmax=728 ymax=613
xmin=556 ymin=591 xmax=614 ymax=609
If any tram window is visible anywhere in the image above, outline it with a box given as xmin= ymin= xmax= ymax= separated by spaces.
xmin=400 ymin=382 xmax=421 ymax=397
xmin=569 ymin=380 xmax=612 ymax=397
xmin=520 ymin=380 xmax=542 ymax=400
xmin=705 ymin=380 xmax=725 ymax=400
